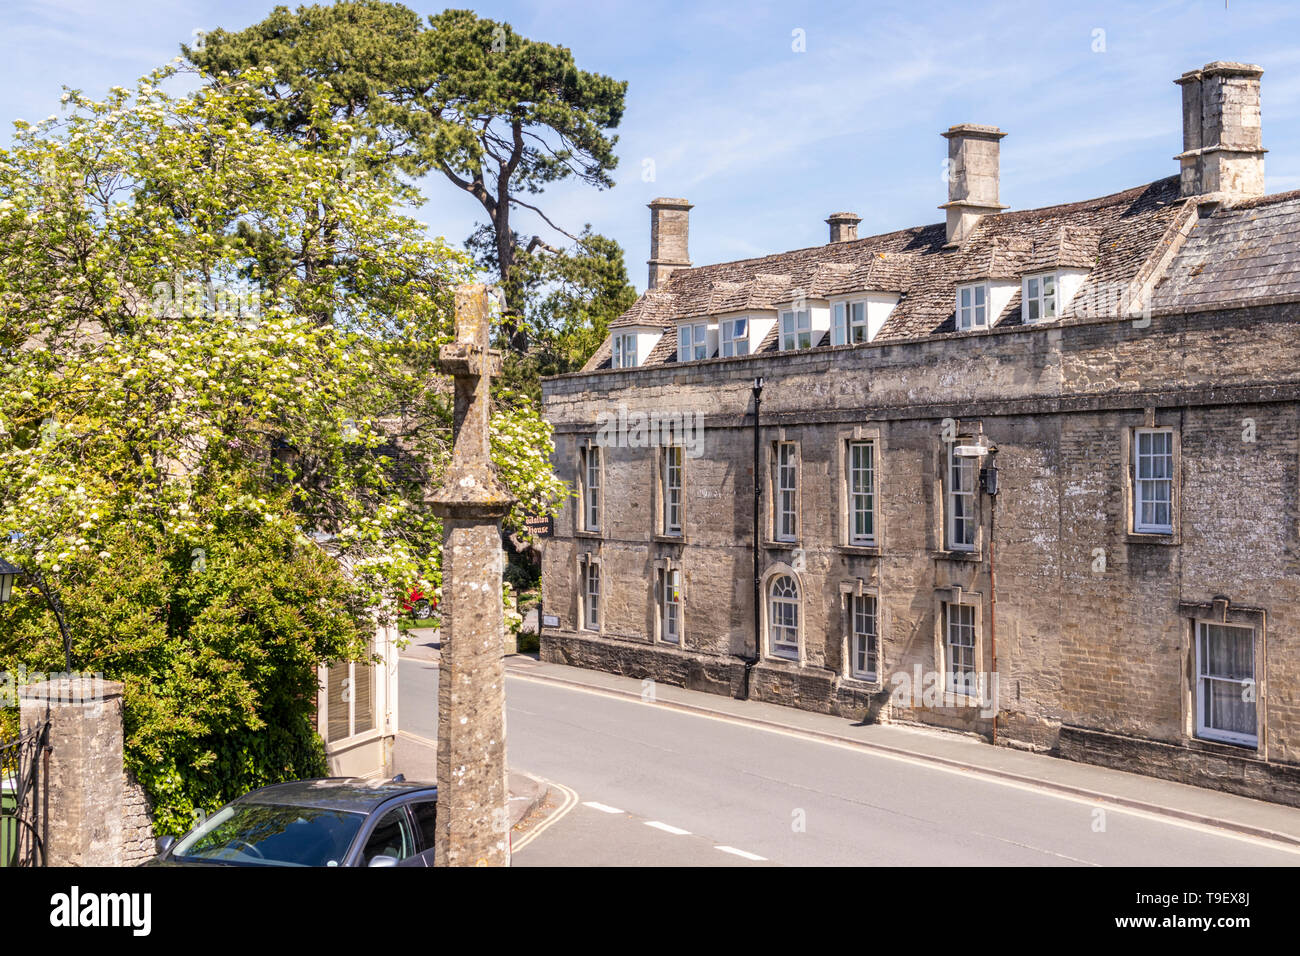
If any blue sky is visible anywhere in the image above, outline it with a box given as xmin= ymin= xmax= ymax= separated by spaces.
xmin=4 ymin=1 xmax=1300 ymax=291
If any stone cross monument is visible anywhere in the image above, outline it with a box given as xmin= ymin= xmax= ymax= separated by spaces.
xmin=429 ymin=284 xmax=516 ymax=867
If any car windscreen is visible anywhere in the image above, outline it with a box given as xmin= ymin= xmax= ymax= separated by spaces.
xmin=172 ymin=802 xmax=367 ymax=867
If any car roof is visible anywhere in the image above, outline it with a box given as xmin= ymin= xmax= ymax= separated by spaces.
xmin=234 ymin=777 xmax=437 ymax=814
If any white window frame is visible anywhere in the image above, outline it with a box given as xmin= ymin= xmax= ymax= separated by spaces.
xmin=775 ymin=441 xmax=798 ymax=542
xmin=946 ymin=444 xmax=977 ymax=551
xmin=945 ymin=602 xmax=977 ymax=696
xmin=662 ymin=444 xmax=683 ymax=536
xmin=768 ymin=574 xmax=800 ymax=661
xmin=847 ymin=440 xmax=875 ymax=546
xmin=720 ymin=317 xmax=750 ymax=357
xmin=677 ymin=322 xmax=709 ymax=361
xmin=780 ymin=309 xmax=812 ymax=350
xmin=956 ymin=283 xmax=988 ymax=330
xmin=660 ymin=567 xmax=682 ymax=645
xmin=1022 ymin=272 xmax=1058 ymax=323
xmin=324 ymin=646 xmax=375 ymax=744
xmin=1133 ymin=428 xmax=1174 ymax=534
xmin=1194 ymin=621 xmax=1257 ymax=747
xmin=581 ymin=445 xmax=601 ymax=532
xmin=583 ymin=561 xmax=601 ymax=631
xmin=849 ymin=593 xmax=878 ymax=682
xmin=611 ymin=332 xmax=638 ymax=368
xmin=832 ymin=300 xmax=869 ymax=345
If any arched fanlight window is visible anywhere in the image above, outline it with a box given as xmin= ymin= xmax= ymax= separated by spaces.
xmin=768 ymin=574 xmax=800 ymax=661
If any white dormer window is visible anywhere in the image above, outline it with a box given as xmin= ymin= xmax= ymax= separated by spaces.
xmin=780 ymin=309 xmax=812 ymax=350
xmin=956 ymin=283 xmax=988 ymax=330
xmin=720 ymin=317 xmax=749 ymax=356
xmin=832 ymin=301 xmax=869 ymax=345
xmin=677 ymin=322 xmax=710 ymax=361
xmin=1022 ymin=273 xmax=1058 ymax=323
xmin=611 ymin=332 xmax=638 ymax=368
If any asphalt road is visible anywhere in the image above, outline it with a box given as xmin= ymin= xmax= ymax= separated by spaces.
xmin=397 ymin=658 xmax=1300 ymax=866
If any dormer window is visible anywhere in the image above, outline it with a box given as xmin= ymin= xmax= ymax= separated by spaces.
xmin=780 ymin=309 xmax=812 ymax=350
xmin=611 ymin=332 xmax=639 ymax=368
xmin=1022 ymin=273 xmax=1058 ymax=323
xmin=720 ymin=317 xmax=749 ymax=356
xmin=956 ymin=283 xmax=988 ymax=330
xmin=677 ymin=322 xmax=710 ymax=362
xmin=832 ymin=301 xmax=869 ymax=345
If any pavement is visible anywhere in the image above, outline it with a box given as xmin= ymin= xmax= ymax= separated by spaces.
xmin=395 ymin=640 xmax=1300 ymax=864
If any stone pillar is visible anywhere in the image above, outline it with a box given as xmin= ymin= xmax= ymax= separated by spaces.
xmin=19 ymin=677 xmax=125 ymax=866
xmin=429 ymin=285 xmax=516 ymax=867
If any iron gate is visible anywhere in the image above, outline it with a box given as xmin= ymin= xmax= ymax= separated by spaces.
xmin=0 ymin=710 xmax=50 ymax=867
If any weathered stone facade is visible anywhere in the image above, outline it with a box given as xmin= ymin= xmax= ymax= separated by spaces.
xmin=540 ymin=62 xmax=1300 ymax=806
xmin=19 ymin=678 xmax=156 ymax=865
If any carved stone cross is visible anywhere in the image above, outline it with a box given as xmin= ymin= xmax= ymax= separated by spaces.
xmin=429 ymin=284 xmax=516 ymax=867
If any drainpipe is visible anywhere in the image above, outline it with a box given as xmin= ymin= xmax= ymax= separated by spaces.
xmin=980 ymin=448 xmax=1000 ymax=745
xmin=741 ymin=377 xmax=764 ymax=700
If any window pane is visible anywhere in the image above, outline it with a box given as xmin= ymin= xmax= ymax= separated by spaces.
xmin=363 ymin=808 xmax=416 ymax=864
xmin=410 ymin=801 xmax=438 ymax=850
xmin=326 ymin=662 xmax=350 ymax=742
xmin=769 ymin=575 xmax=799 ymax=659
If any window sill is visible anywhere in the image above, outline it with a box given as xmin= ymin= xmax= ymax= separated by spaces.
xmin=653 ymin=534 xmax=687 ymax=545
xmin=760 ymin=654 xmax=803 ymax=669
xmin=1126 ymin=531 xmax=1179 ymax=546
xmin=931 ymin=549 xmax=981 ymax=562
xmin=765 ymin=540 xmax=801 ymax=550
xmin=1191 ymin=733 xmax=1259 ymax=753
xmin=837 ymin=544 xmax=880 ymax=557
xmin=323 ymin=726 xmax=387 ymax=755
xmin=574 ymin=529 xmax=603 ymax=540
xmin=841 ymin=674 xmax=882 ymax=691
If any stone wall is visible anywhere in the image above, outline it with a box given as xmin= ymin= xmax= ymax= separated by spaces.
xmin=541 ymin=305 xmax=1300 ymax=803
xmin=18 ymin=679 xmax=156 ymax=866
xmin=121 ymin=770 xmax=156 ymax=866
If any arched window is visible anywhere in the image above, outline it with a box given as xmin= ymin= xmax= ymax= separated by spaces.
xmin=768 ymin=575 xmax=800 ymax=661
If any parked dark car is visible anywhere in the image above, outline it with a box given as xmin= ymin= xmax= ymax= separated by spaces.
xmin=145 ymin=777 xmax=438 ymax=867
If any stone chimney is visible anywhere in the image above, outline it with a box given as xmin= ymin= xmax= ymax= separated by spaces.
xmin=1174 ymin=61 xmax=1266 ymax=202
xmin=939 ymin=124 xmax=1008 ymax=247
xmin=826 ymin=212 xmax=861 ymax=243
xmin=647 ymin=197 xmax=693 ymax=290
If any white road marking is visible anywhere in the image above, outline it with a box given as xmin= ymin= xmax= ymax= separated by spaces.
xmin=582 ymin=801 xmax=625 ymax=814
xmin=715 ymin=845 xmax=766 ymax=861
xmin=645 ymin=821 xmax=691 ymax=835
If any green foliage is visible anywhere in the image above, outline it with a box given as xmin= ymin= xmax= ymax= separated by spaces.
xmin=185 ymin=3 xmax=630 ymax=346
xmin=479 ymin=227 xmax=638 ymax=402
xmin=0 ymin=64 xmax=566 ymax=826
xmin=0 ymin=518 xmax=370 ymax=835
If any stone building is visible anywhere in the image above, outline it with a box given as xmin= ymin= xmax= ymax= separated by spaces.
xmin=540 ymin=62 xmax=1300 ymax=805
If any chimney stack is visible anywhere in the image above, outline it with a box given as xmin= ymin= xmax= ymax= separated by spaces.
xmin=939 ymin=124 xmax=1008 ymax=247
xmin=826 ymin=212 xmax=861 ymax=243
xmin=647 ymin=197 xmax=693 ymax=290
xmin=1174 ymin=61 xmax=1266 ymax=202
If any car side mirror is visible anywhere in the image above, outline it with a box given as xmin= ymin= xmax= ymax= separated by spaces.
xmin=155 ymin=835 xmax=176 ymax=856
xmin=367 ymin=855 xmax=399 ymax=868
